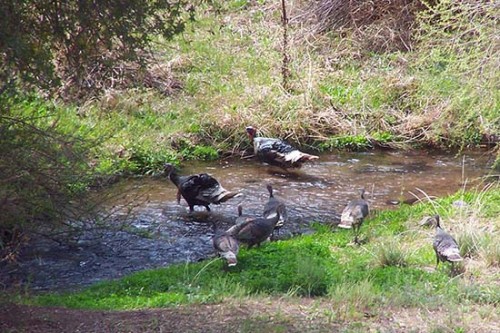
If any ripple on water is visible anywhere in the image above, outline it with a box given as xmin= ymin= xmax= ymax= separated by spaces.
xmin=0 ymin=150 xmax=492 ymax=290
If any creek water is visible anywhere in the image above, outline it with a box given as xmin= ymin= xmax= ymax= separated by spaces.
xmin=1 ymin=150 xmax=493 ymax=291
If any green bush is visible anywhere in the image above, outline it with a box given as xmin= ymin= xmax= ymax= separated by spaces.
xmin=0 ymin=0 xmax=194 ymax=96
xmin=0 ymin=94 xmax=94 ymax=255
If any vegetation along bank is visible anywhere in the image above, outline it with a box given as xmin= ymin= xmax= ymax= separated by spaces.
xmin=1 ymin=1 xmax=499 ymax=331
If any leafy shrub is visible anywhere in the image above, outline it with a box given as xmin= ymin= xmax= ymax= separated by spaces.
xmin=0 ymin=0 xmax=194 ymax=97
xmin=181 ymin=145 xmax=219 ymax=161
xmin=0 ymin=94 xmax=94 ymax=259
xmin=127 ymin=145 xmax=179 ymax=175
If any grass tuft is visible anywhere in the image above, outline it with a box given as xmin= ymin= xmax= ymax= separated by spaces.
xmin=481 ymin=237 xmax=500 ymax=268
xmin=457 ymin=230 xmax=481 ymax=259
xmin=373 ymin=240 xmax=410 ymax=268
xmin=327 ymin=279 xmax=380 ymax=310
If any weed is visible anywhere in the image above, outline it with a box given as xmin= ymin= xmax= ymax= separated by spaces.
xmin=457 ymin=227 xmax=481 ymax=259
xmin=481 ymin=238 xmax=500 ymax=268
xmin=327 ymin=279 xmax=380 ymax=310
xmin=373 ymin=240 xmax=410 ymax=268
xmin=318 ymin=135 xmax=371 ymax=151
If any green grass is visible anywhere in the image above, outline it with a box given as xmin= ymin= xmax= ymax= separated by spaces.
xmin=4 ymin=0 xmax=498 ymax=177
xmin=27 ymin=186 xmax=499 ymax=311
xmin=1 ymin=2 xmax=499 ymax=329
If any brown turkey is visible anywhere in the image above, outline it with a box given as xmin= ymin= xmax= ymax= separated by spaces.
xmin=263 ymin=184 xmax=288 ymax=238
xmin=212 ymin=227 xmax=240 ymax=268
xmin=432 ymin=214 xmax=463 ymax=268
xmin=338 ymin=189 xmax=369 ymax=244
xmin=246 ymin=126 xmax=318 ymax=169
xmin=227 ymin=203 xmax=285 ymax=248
xmin=164 ymin=163 xmax=239 ymax=212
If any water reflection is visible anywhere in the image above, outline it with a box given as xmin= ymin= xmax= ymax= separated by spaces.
xmin=2 ymin=150 xmax=492 ymax=290
xmin=110 ymin=150 xmax=491 ymax=225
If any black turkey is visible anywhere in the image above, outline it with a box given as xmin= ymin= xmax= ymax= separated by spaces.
xmin=212 ymin=227 xmax=240 ymax=268
xmin=164 ymin=163 xmax=238 ymax=212
xmin=263 ymin=184 xmax=288 ymax=238
xmin=228 ymin=203 xmax=285 ymax=248
xmin=246 ymin=126 xmax=318 ymax=169
xmin=432 ymin=214 xmax=463 ymax=268
xmin=338 ymin=189 xmax=369 ymax=244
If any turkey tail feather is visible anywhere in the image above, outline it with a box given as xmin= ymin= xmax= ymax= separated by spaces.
xmin=300 ymin=153 xmax=319 ymax=161
xmin=283 ymin=150 xmax=319 ymax=164
xmin=215 ymin=191 xmax=239 ymax=203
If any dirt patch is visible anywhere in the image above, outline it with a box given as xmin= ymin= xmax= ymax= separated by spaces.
xmin=2 ymin=298 xmax=498 ymax=333
xmin=0 ymin=300 xmax=339 ymax=333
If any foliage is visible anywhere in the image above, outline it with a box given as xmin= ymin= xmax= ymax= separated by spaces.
xmin=318 ymin=135 xmax=371 ymax=151
xmin=0 ymin=94 xmax=94 ymax=258
xmin=0 ymin=0 xmax=194 ymax=97
xmin=1 ymin=0 xmax=495 ymax=177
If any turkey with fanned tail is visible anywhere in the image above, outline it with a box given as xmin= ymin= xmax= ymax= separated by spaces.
xmin=164 ymin=163 xmax=239 ymax=212
xmin=246 ymin=126 xmax=318 ymax=169
xmin=432 ymin=214 xmax=463 ymax=268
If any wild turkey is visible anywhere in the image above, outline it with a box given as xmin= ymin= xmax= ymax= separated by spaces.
xmin=164 ymin=163 xmax=238 ymax=212
xmin=338 ymin=189 xmax=369 ymax=244
xmin=432 ymin=214 xmax=463 ymax=268
xmin=245 ymin=126 xmax=319 ymax=169
xmin=212 ymin=227 xmax=240 ymax=268
xmin=228 ymin=203 xmax=285 ymax=248
xmin=263 ymin=184 xmax=288 ymax=238
xmin=235 ymin=205 xmax=251 ymax=225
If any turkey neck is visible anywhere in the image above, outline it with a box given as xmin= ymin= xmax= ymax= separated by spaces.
xmin=167 ymin=169 xmax=181 ymax=187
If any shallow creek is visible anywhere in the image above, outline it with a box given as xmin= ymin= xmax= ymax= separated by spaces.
xmin=1 ymin=150 xmax=492 ymax=291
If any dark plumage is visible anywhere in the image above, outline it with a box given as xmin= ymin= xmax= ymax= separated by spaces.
xmin=246 ymin=126 xmax=318 ymax=169
xmin=432 ymin=214 xmax=463 ymax=268
xmin=228 ymin=204 xmax=285 ymax=248
xmin=164 ymin=163 xmax=238 ymax=212
xmin=263 ymin=184 xmax=288 ymax=238
xmin=338 ymin=189 xmax=369 ymax=244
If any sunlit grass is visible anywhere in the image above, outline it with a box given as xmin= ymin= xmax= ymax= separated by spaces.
xmin=6 ymin=0 xmax=497 ymax=177
xmin=27 ymin=185 xmax=499 ymax=311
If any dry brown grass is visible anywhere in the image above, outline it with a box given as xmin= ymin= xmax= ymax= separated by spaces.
xmin=296 ymin=0 xmax=427 ymax=52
